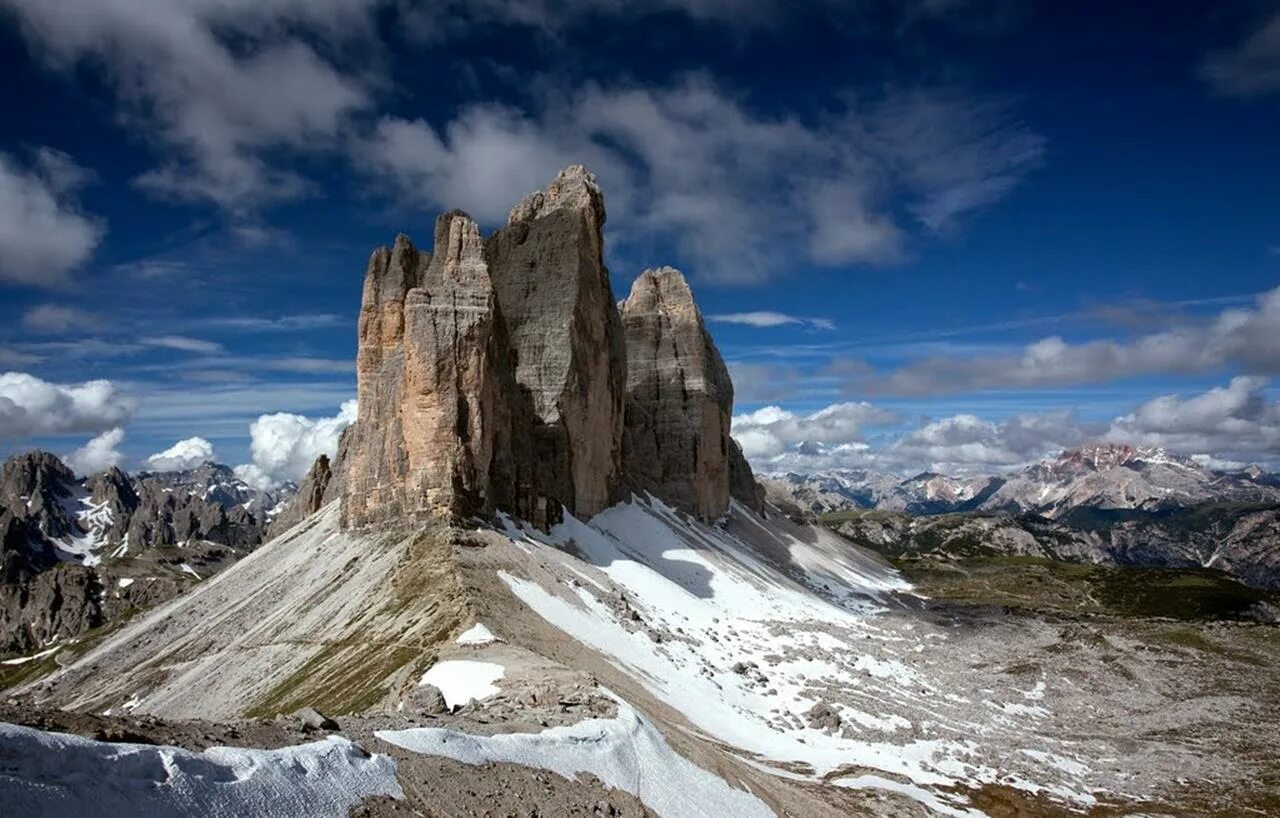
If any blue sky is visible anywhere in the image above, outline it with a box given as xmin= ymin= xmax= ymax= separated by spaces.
xmin=0 ymin=0 xmax=1278 ymax=482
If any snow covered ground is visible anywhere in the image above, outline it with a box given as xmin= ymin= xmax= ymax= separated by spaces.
xmin=377 ymin=691 xmax=774 ymax=818
xmin=0 ymin=722 xmax=401 ymax=818
xmin=498 ymin=496 xmax=1102 ymax=815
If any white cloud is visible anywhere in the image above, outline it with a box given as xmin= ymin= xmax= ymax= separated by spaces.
xmin=235 ymin=399 xmax=357 ymax=488
xmin=731 ymin=402 xmax=898 ymax=460
xmin=708 ymin=312 xmax=835 ymax=330
xmin=359 ymin=77 xmax=1041 ymax=283
xmin=21 ymin=304 xmax=102 ymax=333
xmin=1105 ymin=376 xmax=1280 ymax=462
xmin=64 ymin=427 xmax=125 ymax=475
xmin=0 ymin=372 xmax=134 ymax=440
xmin=3 ymin=0 xmax=377 ymax=214
xmin=736 ymin=379 xmax=1280 ymax=476
xmin=0 ymin=148 xmax=103 ymax=287
xmin=145 ymin=436 xmax=216 ymax=471
xmin=883 ymin=411 xmax=1089 ymax=474
xmin=140 ymin=336 xmax=226 ymax=354
xmin=1201 ymin=10 xmax=1280 ymax=97
xmin=859 ymin=285 xmax=1280 ymax=395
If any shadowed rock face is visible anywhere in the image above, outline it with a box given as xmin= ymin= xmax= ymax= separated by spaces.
xmin=337 ymin=166 xmax=757 ymax=529
xmin=485 ymin=165 xmax=626 ymax=520
xmin=620 ymin=267 xmax=734 ymax=521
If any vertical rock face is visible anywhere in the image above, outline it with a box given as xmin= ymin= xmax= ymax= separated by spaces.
xmin=485 ymin=165 xmax=626 ymax=520
xmin=342 ymin=235 xmax=427 ymax=527
xmin=620 ymin=267 xmax=734 ymax=521
xmin=343 ymin=213 xmax=512 ymax=527
xmin=337 ymin=165 xmax=758 ymax=529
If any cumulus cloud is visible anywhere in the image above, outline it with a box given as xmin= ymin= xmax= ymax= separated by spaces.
xmin=0 ymin=148 xmax=103 ymax=287
xmin=0 ymin=372 xmax=134 ymax=441
xmin=359 ymin=77 xmax=1042 ymax=283
xmin=731 ymin=402 xmax=899 ymax=460
xmin=1201 ymin=10 xmax=1280 ymax=97
xmin=3 ymin=0 xmax=377 ymax=214
xmin=737 ymin=378 xmax=1280 ymax=476
xmin=64 ymin=427 xmax=125 ymax=476
xmin=856 ymin=285 xmax=1280 ymax=396
xmin=1105 ymin=376 xmax=1280 ymax=462
xmin=735 ymin=400 xmax=1092 ymax=475
xmin=145 ymin=436 xmax=216 ymax=471
xmin=234 ymin=400 xmax=357 ymax=488
xmin=883 ymin=411 xmax=1090 ymax=474
xmin=709 ymin=312 xmax=835 ymax=330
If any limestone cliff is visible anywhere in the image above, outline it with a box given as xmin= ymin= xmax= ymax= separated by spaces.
xmin=620 ymin=267 xmax=735 ymax=520
xmin=485 ymin=165 xmax=626 ymax=520
xmin=337 ymin=166 xmax=758 ymax=529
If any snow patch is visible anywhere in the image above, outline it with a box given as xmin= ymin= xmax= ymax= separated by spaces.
xmin=419 ymin=660 xmax=503 ymax=708
xmin=455 ymin=623 xmax=498 ymax=646
xmin=0 ymin=721 xmax=402 ymax=818
xmin=376 ymin=692 xmax=773 ymax=818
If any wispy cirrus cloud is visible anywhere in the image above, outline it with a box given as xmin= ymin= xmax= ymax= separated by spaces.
xmin=1201 ymin=9 xmax=1280 ymax=97
xmin=843 ymin=286 xmax=1280 ymax=396
xmin=709 ymin=312 xmax=835 ymax=330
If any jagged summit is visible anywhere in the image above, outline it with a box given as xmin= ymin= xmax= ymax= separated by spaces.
xmin=337 ymin=166 xmax=759 ymax=530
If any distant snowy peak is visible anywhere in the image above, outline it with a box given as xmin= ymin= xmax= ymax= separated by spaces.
xmin=1 ymin=451 xmax=291 ymax=570
xmin=766 ymin=442 xmax=1280 ymax=518
xmin=137 ymin=461 xmax=296 ymax=519
xmin=985 ymin=443 xmax=1280 ymax=518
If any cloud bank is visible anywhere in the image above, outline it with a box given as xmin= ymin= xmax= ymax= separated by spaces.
xmin=0 ymin=372 xmax=134 ymax=441
xmin=234 ymin=400 xmax=357 ymax=488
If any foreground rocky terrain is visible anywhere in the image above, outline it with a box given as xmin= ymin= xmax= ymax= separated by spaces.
xmin=2 ymin=167 xmax=1277 ymax=818
xmin=0 ymin=453 xmax=289 ymax=655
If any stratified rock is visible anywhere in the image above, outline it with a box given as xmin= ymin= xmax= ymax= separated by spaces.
xmin=485 ymin=165 xmax=626 ymax=521
xmin=342 ymin=212 xmax=513 ymax=526
xmin=341 ymin=234 xmax=427 ymax=526
xmin=620 ymin=267 xmax=735 ymax=521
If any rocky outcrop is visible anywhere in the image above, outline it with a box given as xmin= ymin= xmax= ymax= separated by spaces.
xmin=485 ymin=165 xmax=626 ymax=520
xmin=620 ymin=267 xmax=734 ymax=521
xmin=337 ymin=165 xmax=759 ymax=530
xmin=268 ymin=454 xmax=334 ymax=537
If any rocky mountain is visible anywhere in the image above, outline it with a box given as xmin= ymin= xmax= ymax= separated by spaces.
xmin=0 ymin=452 xmax=287 ymax=654
xmin=767 ymin=443 xmax=1280 ymax=519
xmin=827 ymin=503 xmax=1280 ymax=591
xmin=5 ymin=167 xmax=1279 ymax=818
xmin=338 ymin=166 xmax=760 ymax=532
xmin=137 ymin=461 xmax=295 ymax=521
xmin=762 ymin=468 xmax=1002 ymax=515
xmin=980 ymin=443 xmax=1280 ymax=517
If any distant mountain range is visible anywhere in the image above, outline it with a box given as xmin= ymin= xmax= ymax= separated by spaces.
xmin=763 ymin=443 xmax=1280 ymax=591
xmin=0 ymin=451 xmax=294 ymax=654
xmin=763 ymin=443 xmax=1280 ymax=518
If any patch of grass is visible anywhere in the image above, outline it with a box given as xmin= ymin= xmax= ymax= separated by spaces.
xmin=247 ymin=639 xmax=429 ymax=718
